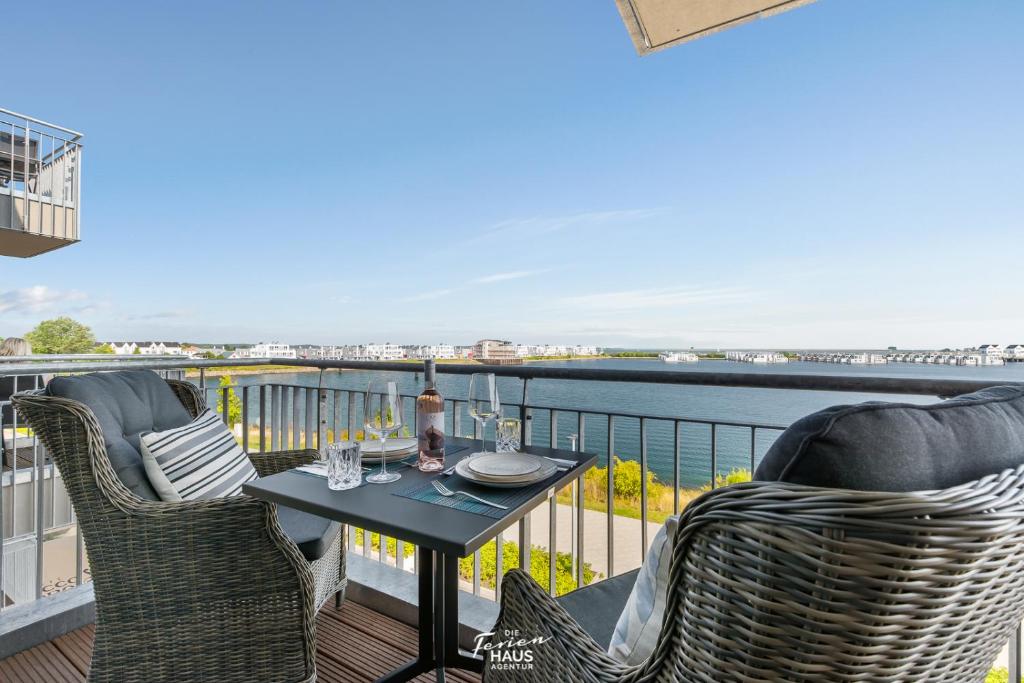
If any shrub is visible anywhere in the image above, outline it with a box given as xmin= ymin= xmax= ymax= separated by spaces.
xmin=985 ymin=668 xmax=1022 ymax=683
xmin=353 ymin=529 xmax=416 ymax=559
xmin=702 ymin=467 xmax=753 ymax=491
xmin=459 ymin=539 xmax=597 ymax=596
xmin=216 ymin=375 xmax=243 ymax=426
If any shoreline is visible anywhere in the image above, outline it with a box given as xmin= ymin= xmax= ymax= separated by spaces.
xmin=183 ymin=365 xmax=320 ymax=378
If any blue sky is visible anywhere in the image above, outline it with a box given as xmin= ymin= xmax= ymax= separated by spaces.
xmin=2 ymin=1 xmax=1021 ymax=349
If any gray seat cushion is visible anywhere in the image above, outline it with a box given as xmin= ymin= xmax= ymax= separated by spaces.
xmin=556 ymin=568 xmax=640 ymax=650
xmin=755 ymin=385 xmax=1024 ymax=491
xmin=48 ymin=371 xmax=194 ymax=500
xmin=276 ymin=506 xmax=341 ymax=561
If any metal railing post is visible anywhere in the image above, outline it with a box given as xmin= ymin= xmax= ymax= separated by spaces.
xmin=1011 ymin=626 xmax=1022 ymax=683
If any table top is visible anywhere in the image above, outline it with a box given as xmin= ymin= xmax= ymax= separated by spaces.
xmin=243 ymin=436 xmax=597 ymax=557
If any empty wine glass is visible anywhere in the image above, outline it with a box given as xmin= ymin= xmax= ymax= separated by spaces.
xmin=468 ymin=373 xmax=500 ymax=456
xmin=364 ymin=379 xmax=403 ymax=484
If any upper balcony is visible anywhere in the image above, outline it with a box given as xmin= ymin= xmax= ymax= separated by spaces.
xmin=0 ymin=108 xmax=82 ymax=257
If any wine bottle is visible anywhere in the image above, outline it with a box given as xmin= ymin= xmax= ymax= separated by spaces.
xmin=416 ymin=359 xmax=446 ymax=472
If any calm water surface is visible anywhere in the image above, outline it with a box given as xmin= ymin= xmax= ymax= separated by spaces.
xmin=219 ymin=360 xmax=1024 ymax=488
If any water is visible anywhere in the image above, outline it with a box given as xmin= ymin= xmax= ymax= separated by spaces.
xmin=214 ymin=360 xmax=1024 ymax=489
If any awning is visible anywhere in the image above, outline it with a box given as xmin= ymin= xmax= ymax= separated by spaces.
xmin=615 ymin=0 xmax=818 ymax=55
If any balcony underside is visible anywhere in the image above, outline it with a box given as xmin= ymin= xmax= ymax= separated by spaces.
xmin=0 ymin=225 xmax=78 ymax=257
xmin=0 ymin=599 xmax=481 ymax=683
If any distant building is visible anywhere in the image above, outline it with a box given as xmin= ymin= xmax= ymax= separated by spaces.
xmin=977 ymin=344 xmax=1005 ymax=365
xmin=363 ymin=343 xmax=405 ymax=361
xmin=515 ymin=343 xmax=600 ymax=358
xmin=410 ymin=344 xmax=456 ymax=360
xmin=1005 ymin=344 xmax=1024 ymax=361
xmin=473 ymin=339 xmax=517 ymax=363
xmin=231 ymin=342 xmax=296 ymax=359
xmin=109 ymin=341 xmax=185 ymax=356
xmin=726 ymin=350 xmax=788 ymax=364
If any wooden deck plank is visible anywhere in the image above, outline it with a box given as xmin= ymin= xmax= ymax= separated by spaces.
xmin=0 ymin=641 xmax=83 ymax=683
xmin=2 ymin=601 xmax=480 ymax=683
xmin=51 ymin=624 xmax=94 ymax=678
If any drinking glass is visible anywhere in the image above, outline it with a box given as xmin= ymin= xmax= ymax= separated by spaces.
xmin=363 ymin=380 xmax=403 ymax=484
xmin=496 ymin=417 xmax=521 ymax=453
xmin=468 ymin=373 xmax=500 ymax=456
xmin=327 ymin=441 xmax=362 ymax=491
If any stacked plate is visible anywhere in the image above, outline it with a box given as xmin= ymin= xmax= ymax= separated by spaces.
xmin=454 ymin=453 xmax=557 ymax=488
xmin=356 ymin=438 xmax=418 ymax=463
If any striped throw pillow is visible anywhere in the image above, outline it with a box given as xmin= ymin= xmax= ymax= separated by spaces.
xmin=140 ymin=408 xmax=257 ymax=501
xmin=608 ymin=515 xmax=679 ymax=664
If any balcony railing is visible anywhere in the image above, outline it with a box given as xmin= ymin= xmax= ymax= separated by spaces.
xmin=1 ymin=355 xmax=1021 ymax=679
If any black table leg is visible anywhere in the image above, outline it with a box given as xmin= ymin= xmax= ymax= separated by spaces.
xmin=376 ymin=547 xmax=438 ymax=682
xmin=443 ymin=553 xmax=485 ymax=673
xmin=375 ymin=548 xmax=484 ymax=682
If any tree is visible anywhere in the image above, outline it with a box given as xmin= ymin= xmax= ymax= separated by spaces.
xmin=25 ymin=317 xmax=96 ymax=354
xmin=217 ymin=375 xmax=243 ymax=427
xmin=94 ymin=343 xmax=115 ymax=354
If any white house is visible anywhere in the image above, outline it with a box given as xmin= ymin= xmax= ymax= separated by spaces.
xmin=230 ymin=342 xmax=296 ymax=359
xmin=411 ymin=344 xmax=456 ymax=360
xmin=1005 ymin=344 xmax=1024 ymax=360
xmin=978 ymin=344 xmax=1005 ymax=365
xmin=109 ymin=341 xmax=185 ymax=356
xmin=363 ymin=343 xmax=405 ymax=361
xmin=110 ymin=341 xmax=137 ymax=355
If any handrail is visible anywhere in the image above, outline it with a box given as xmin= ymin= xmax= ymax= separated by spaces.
xmin=1 ymin=356 xmax=1021 ymax=397
xmin=0 ymin=354 xmax=184 ymax=363
xmin=0 ymin=107 xmax=83 ymax=139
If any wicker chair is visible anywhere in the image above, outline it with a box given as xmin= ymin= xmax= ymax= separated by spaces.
xmin=13 ymin=378 xmax=346 ymax=683
xmin=486 ymin=464 xmax=1024 ymax=682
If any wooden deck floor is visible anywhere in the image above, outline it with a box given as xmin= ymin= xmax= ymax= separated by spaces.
xmin=0 ymin=600 xmax=481 ymax=683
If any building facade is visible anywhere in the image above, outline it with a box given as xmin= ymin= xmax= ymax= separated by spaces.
xmin=109 ymin=341 xmax=186 ymax=356
xmin=473 ymin=339 xmax=516 ymax=361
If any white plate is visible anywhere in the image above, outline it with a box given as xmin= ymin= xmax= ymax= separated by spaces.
xmin=455 ymin=456 xmax=557 ymax=488
xmin=468 ymin=453 xmax=542 ymax=478
xmin=357 ymin=438 xmax=417 ymax=461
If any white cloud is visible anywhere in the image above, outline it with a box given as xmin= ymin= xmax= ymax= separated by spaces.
xmin=472 ymin=270 xmax=547 ymax=284
xmin=402 ymin=288 xmax=456 ymax=303
xmin=0 ymin=285 xmax=88 ymax=316
xmin=474 ymin=208 xmax=665 ymax=242
xmin=556 ymin=286 xmax=753 ymax=311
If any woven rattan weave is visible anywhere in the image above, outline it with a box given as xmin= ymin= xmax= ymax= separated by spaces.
xmin=13 ymin=377 xmax=346 ymax=682
xmin=485 ymin=465 xmax=1024 ymax=682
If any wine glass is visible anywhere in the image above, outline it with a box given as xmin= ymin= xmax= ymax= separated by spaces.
xmin=468 ymin=373 xmax=500 ymax=456
xmin=363 ymin=380 xmax=403 ymax=484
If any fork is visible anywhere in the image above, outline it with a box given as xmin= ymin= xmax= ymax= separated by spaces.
xmin=431 ymin=480 xmax=507 ymax=510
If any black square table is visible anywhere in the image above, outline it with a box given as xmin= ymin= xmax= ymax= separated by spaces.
xmin=243 ymin=436 xmax=597 ymax=682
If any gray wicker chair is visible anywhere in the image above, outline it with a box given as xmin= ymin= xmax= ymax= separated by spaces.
xmin=13 ymin=378 xmax=346 ymax=683
xmin=486 ymin=465 xmax=1024 ymax=682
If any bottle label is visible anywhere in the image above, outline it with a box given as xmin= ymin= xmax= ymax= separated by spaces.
xmin=417 ymin=412 xmax=445 ymax=459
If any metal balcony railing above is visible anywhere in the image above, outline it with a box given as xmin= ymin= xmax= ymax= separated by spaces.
xmin=0 ymin=108 xmax=83 ymax=257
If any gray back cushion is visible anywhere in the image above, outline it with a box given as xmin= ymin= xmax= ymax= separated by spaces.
xmin=754 ymin=385 xmax=1024 ymax=492
xmin=48 ymin=371 xmax=195 ymax=500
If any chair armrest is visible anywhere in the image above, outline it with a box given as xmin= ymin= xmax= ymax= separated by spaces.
xmin=485 ymin=570 xmax=634 ymax=681
xmin=248 ymin=448 xmax=319 ymax=477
